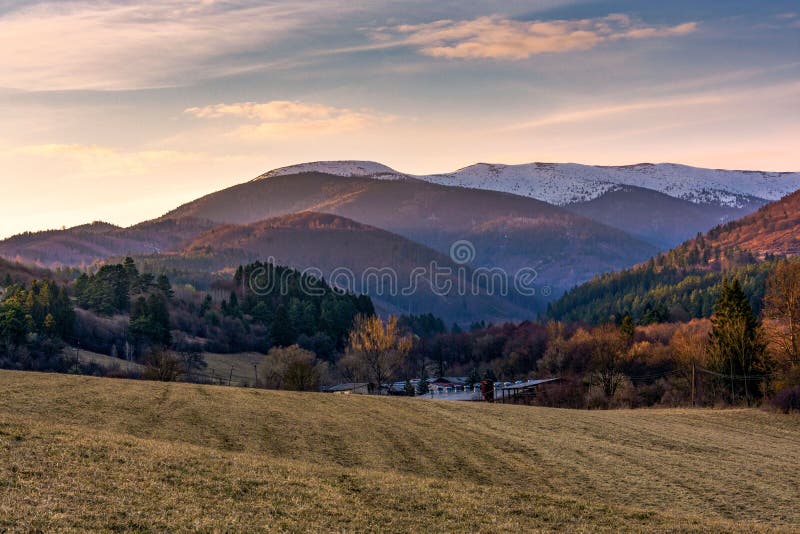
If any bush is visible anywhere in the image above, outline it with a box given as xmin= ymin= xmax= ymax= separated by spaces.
xmin=770 ymin=386 xmax=800 ymax=414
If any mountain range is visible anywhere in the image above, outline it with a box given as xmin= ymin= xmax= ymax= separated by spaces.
xmin=2 ymin=160 xmax=798 ymax=323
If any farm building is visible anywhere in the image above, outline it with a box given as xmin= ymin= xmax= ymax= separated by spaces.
xmin=324 ymin=382 xmax=370 ymax=395
xmin=494 ymin=378 xmax=561 ymax=405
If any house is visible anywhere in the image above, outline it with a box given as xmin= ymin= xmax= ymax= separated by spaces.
xmin=324 ymin=382 xmax=370 ymax=395
xmin=428 ymin=376 xmax=469 ymax=392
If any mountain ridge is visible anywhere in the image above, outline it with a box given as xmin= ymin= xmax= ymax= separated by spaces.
xmin=259 ymin=159 xmax=800 ymax=208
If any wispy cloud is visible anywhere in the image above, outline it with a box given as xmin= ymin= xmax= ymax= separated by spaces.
xmin=10 ymin=143 xmax=207 ymax=175
xmin=500 ymin=81 xmax=800 ymax=131
xmin=370 ymin=14 xmax=697 ymax=60
xmin=185 ymin=100 xmax=393 ymax=139
xmin=0 ymin=0 xmax=348 ymax=91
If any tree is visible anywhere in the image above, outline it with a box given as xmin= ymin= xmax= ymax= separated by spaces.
xmin=416 ymin=366 xmax=430 ymax=395
xmin=589 ymin=324 xmax=630 ymax=400
xmin=157 ymin=274 xmax=174 ymax=300
xmin=466 ymin=367 xmax=481 ymax=387
xmin=403 ymin=380 xmax=415 ymax=396
xmin=0 ymin=302 xmax=29 ymax=348
xmin=708 ymin=278 xmax=766 ymax=405
xmin=143 ymin=349 xmax=182 ymax=382
xmin=619 ymin=313 xmax=636 ymax=339
xmin=763 ymin=259 xmax=800 ymax=389
xmin=670 ymin=319 xmax=712 ymax=405
xmin=172 ymin=334 xmax=206 ymax=382
xmin=262 ymin=345 xmax=320 ymax=391
xmin=130 ymin=293 xmax=172 ymax=352
xmin=271 ymin=305 xmax=295 ymax=347
xmin=342 ymin=315 xmax=412 ymax=394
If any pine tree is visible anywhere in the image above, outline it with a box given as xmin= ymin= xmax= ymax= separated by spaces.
xmin=157 ymin=274 xmax=174 ymax=299
xmin=467 ymin=367 xmax=481 ymax=387
xmin=416 ymin=367 xmax=430 ymax=395
xmin=619 ymin=313 xmax=636 ymax=339
xmin=708 ymin=278 xmax=766 ymax=404
xmin=271 ymin=305 xmax=296 ymax=347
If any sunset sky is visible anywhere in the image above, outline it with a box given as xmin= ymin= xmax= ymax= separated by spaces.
xmin=1 ymin=0 xmax=798 ymax=238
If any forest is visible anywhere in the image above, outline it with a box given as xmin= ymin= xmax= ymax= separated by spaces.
xmin=1 ymin=256 xmax=798 ymax=412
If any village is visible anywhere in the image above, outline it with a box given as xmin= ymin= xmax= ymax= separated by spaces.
xmin=324 ymin=376 xmax=561 ymax=404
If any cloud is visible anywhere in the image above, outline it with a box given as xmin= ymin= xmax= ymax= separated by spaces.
xmin=0 ymin=0 xmax=348 ymax=91
xmin=500 ymin=81 xmax=800 ymax=131
xmin=374 ymin=14 xmax=698 ymax=60
xmin=9 ymin=143 xmax=207 ymax=176
xmin=185 ymin=100 xmax=393 ymax=139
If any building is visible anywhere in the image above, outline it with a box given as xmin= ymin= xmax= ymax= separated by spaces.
xmin=324 ymin=382 xmax=370 ymax=395
xmin=494 ymin=378 xmax=561 ymax=404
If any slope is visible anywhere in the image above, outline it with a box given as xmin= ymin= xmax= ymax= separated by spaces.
xmin=0 ymin=218 xmax=217 ymax=268
xmin=564 ymin=185 xmax=760 ymax=248
xmin=548 ymin=190 xmax=800 ymax=323
xmin=164 ymin=171 xmax=658 ymax=295
xmin=1 ymin=371 xmax=798 ymax=531
xmin=139 ymin=212 xmax=535 ymax=323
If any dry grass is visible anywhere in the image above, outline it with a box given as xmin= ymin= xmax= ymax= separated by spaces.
xmin=0 ymin=370 xmax=798 ymax=532
xmin=64 ymin=347 xmax=264 ymax=386
xmin=201 ymin=351 xmax=266 ymax=386
xmin=64 ymin=347 xmax=145 ymax=374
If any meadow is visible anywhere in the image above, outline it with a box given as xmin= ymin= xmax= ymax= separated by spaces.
xmin=1 ymin=370 xmax=798 ymax=532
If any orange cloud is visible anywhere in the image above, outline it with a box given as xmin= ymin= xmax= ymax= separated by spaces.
xmin=380 ymin=14 xmax=698 ymax=60
xmin=185 ymin=101 xmax=393 ymax=139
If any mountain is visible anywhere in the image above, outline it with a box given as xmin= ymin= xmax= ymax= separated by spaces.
xmin=266 ymin=160 xmax=800 ymax=208
xmin=264 ymin=160 xmax=800 ymax=247
xmin=563 ymin=185 xmax=756 ymax=248
xmin=547 ymin=190 xmax=800 ymax=324
xmin=0 ymin=218 xmax=217 ymax=268
xmin=164 ymin=171 xmax=658 ymax=295
xmin=138 ymin=212 xmax=534 ymax=323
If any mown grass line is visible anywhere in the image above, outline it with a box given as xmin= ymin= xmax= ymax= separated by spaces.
xmin=0 ymin=370 xmax=798 ymax=532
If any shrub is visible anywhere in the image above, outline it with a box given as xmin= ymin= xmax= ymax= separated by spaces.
xmin=770 ymin=386 xmax=800 ymax=414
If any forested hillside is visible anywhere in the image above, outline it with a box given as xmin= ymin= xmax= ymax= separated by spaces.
xmin=548 ymin=190 xmax=800 ymax=324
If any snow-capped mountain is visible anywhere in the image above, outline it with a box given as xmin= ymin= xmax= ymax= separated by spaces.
xmin=257 ymin=160 xmax=800 ymax=208
xmin=254 ymin=161 xmax=408 ymax=181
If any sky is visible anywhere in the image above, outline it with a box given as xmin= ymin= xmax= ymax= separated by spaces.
xmin=0 ymin=0 xmax=798 ymax=239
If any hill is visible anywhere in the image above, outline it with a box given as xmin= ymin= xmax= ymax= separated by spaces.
xmin=564 ymin=185 xmax=757 ymax=249
xmin=548 ymin=190 xmax=800 ymax=323
xmin=135 ymin=212 xmax=534 ymax=323
xmin=1 ymin=371 xmax=798 ymax=531
xmin=164 ymin=171 xmax=658 ymax=295
xmin=0 ymin=257 xmax=53 ymax=285
xmin=0 ymin=218 xmax=216 ymax=268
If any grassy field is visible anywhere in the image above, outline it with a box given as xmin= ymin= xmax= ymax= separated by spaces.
xmin=65 ymin=346 xmax=265 ymax=386
xmin=0 ymin=371 xmax=798 ymax=532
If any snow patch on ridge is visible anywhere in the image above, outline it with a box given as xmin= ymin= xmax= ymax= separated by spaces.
xmin=253 ymin=160 xmax=800 ymax=208
xmin=253 ymin=161 xmax=407 ymax=181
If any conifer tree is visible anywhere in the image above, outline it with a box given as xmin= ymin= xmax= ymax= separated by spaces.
xmin=416 ymin=367 xmax=430 ymax=395
xmin=708 ymin=278 xmax=766 ymax=404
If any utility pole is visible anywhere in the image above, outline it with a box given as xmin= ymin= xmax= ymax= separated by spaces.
xmin=253 ymin=364 xmax=259 ymax=388
xmin=691 ymin=362 xmax=696 ymax=408
xmin=228 ymin=366 xmax=234 ymax=387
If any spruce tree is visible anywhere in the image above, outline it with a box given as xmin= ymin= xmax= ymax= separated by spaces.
xmin=416 ymin=367 xmax=430 ymax=395
xmin=271 ymin=305 xmax=296 ymax=347
xmin=708 ymin=278 xmax=765 ymax=404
